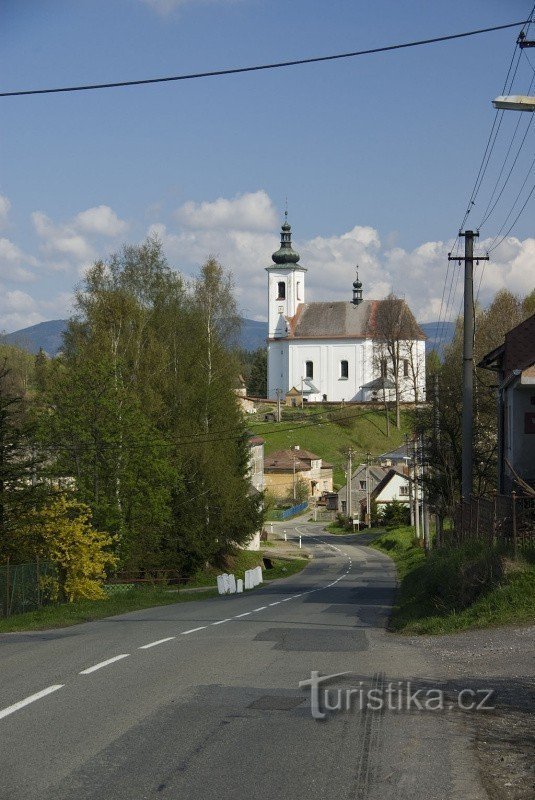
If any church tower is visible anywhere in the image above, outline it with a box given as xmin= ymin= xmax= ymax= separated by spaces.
xmin=266 ymin=213 xmax=307 ymax=339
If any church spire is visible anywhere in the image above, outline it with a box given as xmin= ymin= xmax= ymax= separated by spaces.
xmin=352 ymin=267 xmax=363 ymax=305
xmin=271 ymin=212 xmax=300 ymax=265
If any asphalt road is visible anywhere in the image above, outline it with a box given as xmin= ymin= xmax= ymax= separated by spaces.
xmin=0 ymin=523 xmax=487 ymax=800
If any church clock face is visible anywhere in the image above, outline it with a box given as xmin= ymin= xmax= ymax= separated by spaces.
xmin=278 ymin=305 xmax=284 ymax=313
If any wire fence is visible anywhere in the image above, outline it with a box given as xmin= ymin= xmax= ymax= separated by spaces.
xmin=270 ymin=502 xmax=309 ymax=521
xmin=0 ymin=560 xmax=57 ymax=618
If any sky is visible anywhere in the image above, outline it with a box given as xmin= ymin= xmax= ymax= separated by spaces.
xmin=0 ymin=0 xmax=534 ymax=332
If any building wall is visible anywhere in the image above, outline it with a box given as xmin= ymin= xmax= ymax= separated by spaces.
xmin=267 ymin=266 xmax=306 ymax=338
xmin=376 ymin=473 xmax=411 ymax=504
xmin=264 ymin=467 xmax=333 ymax=498
xmin=505 ymin=382 xmax=535 ymax=489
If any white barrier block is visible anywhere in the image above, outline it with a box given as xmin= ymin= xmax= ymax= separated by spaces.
xmin=255 ymin=566 xmax=263 ymax=585
xmin=217 ymin=575 xmax=226 ymax=595
xmin=228 ymin=574 xmax=237 ymax=594
xmin=237 ymin=578 xmax=243 ymax=593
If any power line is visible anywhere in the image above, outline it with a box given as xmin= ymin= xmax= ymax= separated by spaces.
xmin=487 ymin=177 xmax=535 ymax=253
xmin=0 ymin=20 xmax=528 ymax=98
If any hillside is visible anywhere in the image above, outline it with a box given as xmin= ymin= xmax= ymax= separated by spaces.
xmin=4 ymin=317 xmax=454 ymax=356
xmin=249 ymin=405 xmax=412 ymax=486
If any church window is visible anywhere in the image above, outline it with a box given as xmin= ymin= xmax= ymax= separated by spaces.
xmin=296 ymin=281 xmax=301 ymax=300
xmin=403 ymin=359 xmax=409 ymax=377
xmin=305 ymin=361 xmax=313 ymax=379
xmin=340 ymin=360 xmax=349 ymax=379
xmin=277 ymin=281 xmax=286 ymax=300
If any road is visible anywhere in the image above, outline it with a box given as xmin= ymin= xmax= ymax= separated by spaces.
xmin=0 ymin=522 xmax=487 ymax=800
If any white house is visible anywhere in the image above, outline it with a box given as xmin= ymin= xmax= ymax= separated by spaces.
xmin=266 ymin=216 xmax=426 ymax=402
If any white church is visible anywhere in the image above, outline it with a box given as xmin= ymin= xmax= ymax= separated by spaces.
xmin=266 ymin=216 xmax=426 ymax=403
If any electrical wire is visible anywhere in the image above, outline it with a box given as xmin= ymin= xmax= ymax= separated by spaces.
xmin=0 ymin=21 xmax=528 ymax=98
xmin=487 ymin=176 xmax=535 ymax=253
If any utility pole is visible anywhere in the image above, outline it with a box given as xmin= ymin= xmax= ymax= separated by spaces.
xmin=276 ymin=387 xmax=282 ymax=423
xmin=448 ymin=232 xmax=488 ymax=500
xmin=433 ymin=373 xmax=442 ymax=546
xmin=347 ymin=449 xmax=354 ymax=520
xmin=413 ymin=437 xmax=420 ymax=540
xmin=405 ymin=434 xmax=414 ymax=526
xmin=421 ymin=433 xmax=430 ymax=550
xmin=292 ymin=456 xmax=297 ymax=501
xmin=366 ymin=451 xmax=371 ymax=528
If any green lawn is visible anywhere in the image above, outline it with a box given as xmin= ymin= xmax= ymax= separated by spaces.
xmin=251 ymin=406 xmax=411 ymax=484
xmin=0 ymin=551 xmax=309 ymax=633
xmin=370 ymin=525 xmax=535 ymax=634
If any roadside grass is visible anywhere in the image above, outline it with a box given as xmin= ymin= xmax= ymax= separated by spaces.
xmin=0 ymin=551 xmax=309 ymax=633
xmin=0 ymin=587 xmax=218 ymax=633
xmin=371 ymin=525 xmax=535 ymax=635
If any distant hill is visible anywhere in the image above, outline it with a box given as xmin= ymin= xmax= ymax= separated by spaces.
xmin=2 ymin=317 xmax=269 ymax=356
xmin=3 ymin=317 xmax=454 ymax=357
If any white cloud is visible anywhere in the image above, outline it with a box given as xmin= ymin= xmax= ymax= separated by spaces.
xmin=32 ymin=204 xmax=128 ymax=272
xmin=176 ymin=190 xmax=277 ymax=231
xmin=74 ymin=205 xmax=129 ymax=237
xmin=0 ymin=287 xmax=44 ymax=332
xmin=0 ymin=237 xmax=37 ymax=283
xmin=0 ymin=194 xmax=10 ymax=228
xmin=142 ymin=0 xmax=241 ymax=14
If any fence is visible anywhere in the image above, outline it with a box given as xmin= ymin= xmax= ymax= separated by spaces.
xmin=0 ymin=560 xmax=57 ymax=618
xmin=270 ymin=502 xmax=309 ymax=521
xmin=446 ymin=493 xmax=535 ymax=551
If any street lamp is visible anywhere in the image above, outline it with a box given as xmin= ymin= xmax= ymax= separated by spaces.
xmin=492 ymin=95 xmax=535 ymax=111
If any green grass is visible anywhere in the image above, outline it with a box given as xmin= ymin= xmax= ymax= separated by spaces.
xmin=370 ymin=525 xmax=535 ymax=635
xmin=0 ymin=586 xmax=218 ymax=633
xmin=0 ymin=551 xmax=309 ymax=633
xmin=251 ymin=406 xmax=411 ymax=484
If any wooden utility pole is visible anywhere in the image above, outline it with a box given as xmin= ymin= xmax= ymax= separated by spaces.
xmin=413 ymin=437 xmax=420 ymax=540
xmin=347 ymin=449 xmax=354 ymax=519
xmin=366 ymin=451 xmax=371 ymax=528
xmin=448 ymin=232 xmax=488 ymax=500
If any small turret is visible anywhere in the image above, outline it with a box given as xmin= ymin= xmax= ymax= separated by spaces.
xmin=352 ymin=268 xmax=363 ymax=305
xmin=271 ymin=211 xmax=300 ymax=265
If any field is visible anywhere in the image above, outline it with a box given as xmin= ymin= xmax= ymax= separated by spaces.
xmin=248 ymin=404 xmax=412 ymax=485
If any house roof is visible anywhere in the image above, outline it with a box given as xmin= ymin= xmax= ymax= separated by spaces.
xmin=378 ymin=444 xmax=411 ymax=462
xmin=360 ymin=377 xmax=396 ymax=390
xmin=264 ymin=447 xmax=332 ymax=471
xmin=479 ymin=313 xmax=535 ymax=381
xmin=370 ymin=468 xmax=411 ymax=501
xmin=282 ymin=298 xmax=425 ymax=341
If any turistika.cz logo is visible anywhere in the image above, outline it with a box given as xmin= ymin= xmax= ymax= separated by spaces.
xmin=298 ymin=672 xmax=496 ymax=720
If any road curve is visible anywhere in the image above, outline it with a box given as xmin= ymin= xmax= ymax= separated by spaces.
xmin=0 ymin=523 xmax=486 ymax=800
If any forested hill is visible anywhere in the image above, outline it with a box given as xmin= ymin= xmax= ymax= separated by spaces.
xmin=4 ymin=317 xmax=454 ymax=356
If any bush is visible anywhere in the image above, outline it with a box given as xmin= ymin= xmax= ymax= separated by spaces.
xmin=380 ymin=498 xmax=411 ymax=528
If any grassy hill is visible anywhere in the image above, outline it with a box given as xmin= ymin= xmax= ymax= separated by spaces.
xmin=249 ymin=405 xmax=412 ymax=486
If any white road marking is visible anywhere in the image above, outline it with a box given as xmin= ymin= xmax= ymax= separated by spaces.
xmin=212 ymin=618 xmax=231 ymax=625
xmin=139 ymin=637 xmax=175 ymax=650
xmin=79 ymin=654 xmax=130 ymax=675
xmin=235 ymin=612 xmax=251 ymax=618
xmin=269 ymin=602 xmax=280 ymax=606
xmin=253 ymin=606 xmax=267 ymax=611
xmin=181 ymin=627 xmax=206 ymax=634
xmin=0 ymin=685 xmax=64 ymax=721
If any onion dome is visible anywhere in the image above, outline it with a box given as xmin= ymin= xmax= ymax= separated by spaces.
xmin=272 ymin=212 xmax=300 ymax=265
xmin=352 ymin=268 xmax=363 ymax=305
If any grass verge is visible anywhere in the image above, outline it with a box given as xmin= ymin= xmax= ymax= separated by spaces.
xmin=0 ymin=551 xmax=309 ymax=633
xmin=371 ymin=525 xmax=535 ymax=635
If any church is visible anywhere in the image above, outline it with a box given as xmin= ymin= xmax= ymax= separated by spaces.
xmin=266 ymin=216 xmax=426 ymax=403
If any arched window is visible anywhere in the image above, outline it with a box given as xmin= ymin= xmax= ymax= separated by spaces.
xmin=277 ymin=281 xmax=286 ymax=300
xmin=305 ymin=361 xmax=313 ymax=379
xmin=340 ymin=360 xmax=349 ymax=379
xmin=296 ymin=281 xmax=301 ymax=300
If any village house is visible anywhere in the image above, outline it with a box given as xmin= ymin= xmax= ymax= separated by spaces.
xmin=245 ymin=435 xmax=265 ymax=550
xmin=263 ymin=445 xmax=333 ymax=500
xmin=337 ymin=464 xmax=413 ymax=519
xmin=479 ymin=312 xmax=535 ymax=494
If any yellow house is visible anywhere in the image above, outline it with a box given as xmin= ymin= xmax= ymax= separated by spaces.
xmin=264 ymin=445 xmax=333 ymax=499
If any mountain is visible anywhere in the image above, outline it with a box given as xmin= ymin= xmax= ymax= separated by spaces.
xmin=3 ymin=318 xmax=454 ymax=357
xmin=2 ymin=317 xmax=269 ymax=356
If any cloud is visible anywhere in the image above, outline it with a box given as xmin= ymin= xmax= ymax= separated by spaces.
xmin=176 ymin=190 xmax=277 ymax=231
xmin=0 ymin=237 xmax=37 ymax=283
xmin=0 ymin=194 xmax=10 ymax=228
xmin=141 ymin=0 xmax=241 ymax=14
xmin=74 ymin=205 xmax=129 ymax=237
xmin=32 ymin=204 xmax=128 ymax=272
xmin=0 ymin=287 xmax=44 ymax=332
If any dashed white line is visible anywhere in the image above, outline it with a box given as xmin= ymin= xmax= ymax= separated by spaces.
xmin=235 ymin=612 xmax=251 ymax=618
xmin=269 ymin=602 xmax=280 ymax=606
xmin=211 ymin=618 xmax=231 ymax=625
xmin=80 ymin=654 xmax=129 ymax=675
xmin=181 ymin=626 xmax=206 ymax=635
xmin=139 ymin=637 xmax=175 ymax=649
xmin=0 ymin=685 xmax=64 ymax=721
xmin=253 ymin=606 xmax=267 ymax=612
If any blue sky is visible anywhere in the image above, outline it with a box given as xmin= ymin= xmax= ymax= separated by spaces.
xmin=1 ymin=0 xmax=534 ymax=331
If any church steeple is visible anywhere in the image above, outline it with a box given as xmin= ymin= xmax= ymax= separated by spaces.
xmin=352 ymin=268 xmax=363 ymax=305
xmin=271 ymin=212 xmax=300 ymax=265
